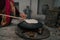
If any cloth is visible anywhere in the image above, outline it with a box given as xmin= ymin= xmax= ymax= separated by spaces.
xmin=0 ymin=0 xmax=5 ymax=11
xmin=0 ymin=0 xmax=5 ymax=25
xmin=0 ymin=0 xmax=19 ymax=25
xmin=5 ymin=0 xmax=14 ymax=24
xmin=5 ymin=0 xmax=11 ymax=24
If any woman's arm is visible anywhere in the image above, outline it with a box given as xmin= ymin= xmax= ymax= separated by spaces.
xmin=10 ymin=1 xmax=16 ymax=16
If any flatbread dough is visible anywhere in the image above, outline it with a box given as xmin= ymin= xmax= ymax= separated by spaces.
xmin=24 ymin=19 xmax=38 ymax=24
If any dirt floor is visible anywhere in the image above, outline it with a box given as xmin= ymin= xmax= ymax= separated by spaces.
xmin=0 ymin=19 xmax=60 ymax=40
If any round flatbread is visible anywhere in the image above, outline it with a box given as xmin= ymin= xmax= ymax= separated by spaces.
xmin=24 ymin=19 xmax=38 ymax=24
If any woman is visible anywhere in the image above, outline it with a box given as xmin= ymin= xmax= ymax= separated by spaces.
xmin=0 ymin=0 xmax=5 ymax=25
xmin=0 ymin=0 xmax=15 ymax=26
xmin=0 ymin=0 xmax=27 ymax=27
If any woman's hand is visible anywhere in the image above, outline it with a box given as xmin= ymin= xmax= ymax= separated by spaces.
xmin=1 ymin=21 xmax=7 ymax=27
xmin=20 ymin=13 xmax=27 ymax=19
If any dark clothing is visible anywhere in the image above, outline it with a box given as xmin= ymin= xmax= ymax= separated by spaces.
xmin=23 ymin=8 xmax=31 ymax=19
xmin=0 ymin=0 xmax=5 ymax=11
xmin=15 ymin=7 xmax=20 ymax=17
xmin=0 ymin=0 xmax=5 ymax=25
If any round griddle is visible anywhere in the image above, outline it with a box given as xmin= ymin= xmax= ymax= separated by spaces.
xmin=17 ymin=21 xmax=43 ymax=30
